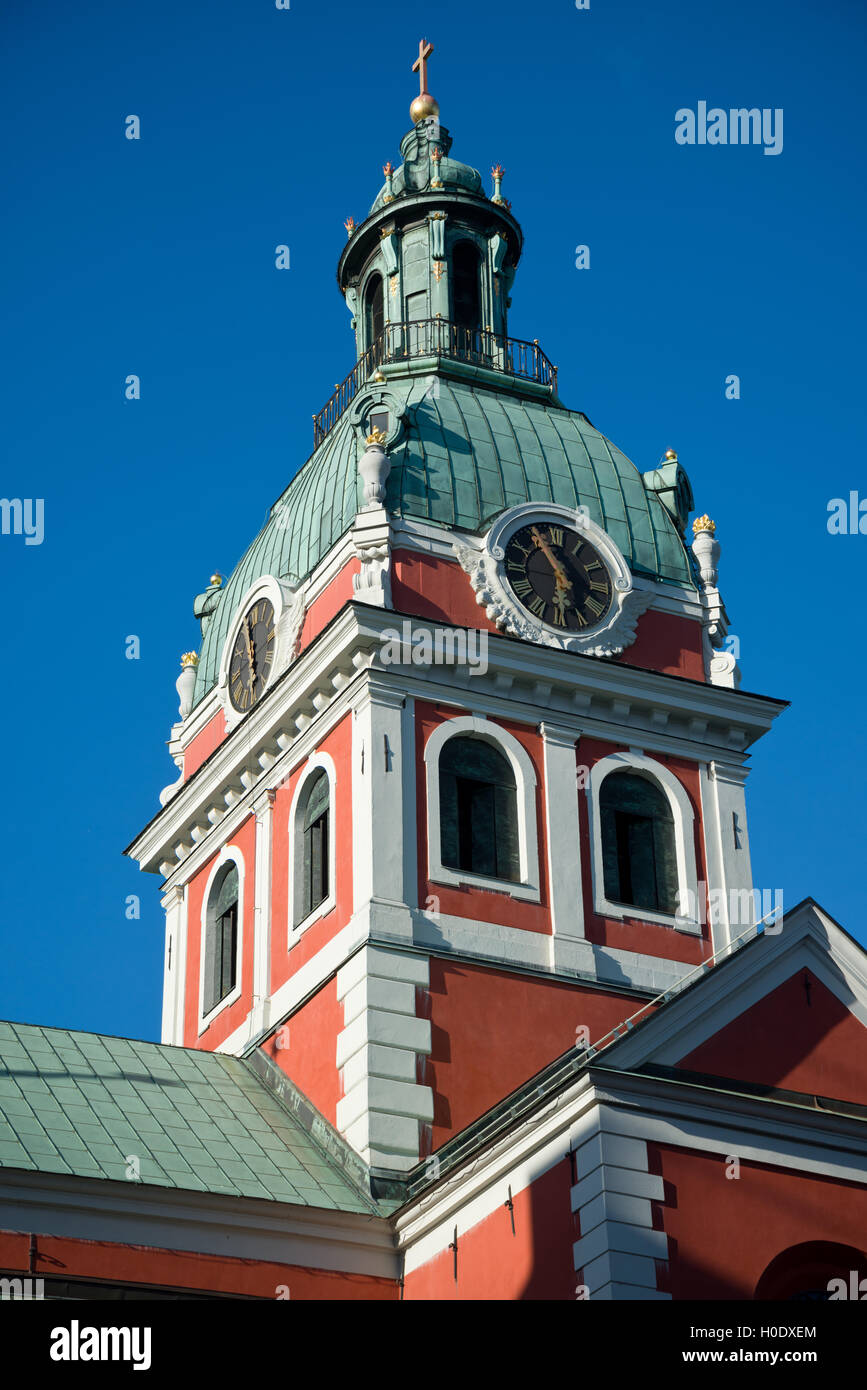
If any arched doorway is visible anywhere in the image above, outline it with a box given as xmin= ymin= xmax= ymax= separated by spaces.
xmin=755 ymin=1241 xmax=867 ymax=1300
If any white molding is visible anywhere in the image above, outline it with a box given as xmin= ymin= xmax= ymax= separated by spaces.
xmin=423 ymin=713 xmax=541 ymax=901
xmin=408 ymin=907 xmax=693 ymax=992
xmin=197 ymin=844 xmax=246 ymax=1036
xmin=288 ymin=751 xmax=338 ymax=938
xmin=0 ymin=1169 xmax=397 ymax=1281
xmin=586 ymin=751 xmax=701 ymax=934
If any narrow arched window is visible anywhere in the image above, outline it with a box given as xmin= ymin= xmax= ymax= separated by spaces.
xmin=364 ymin=273 xmax=384 ymax=350
xmin=599 ymin=771 xmax=677 ymax=914
xmin=295 ymin=769 xmax=330 ymax=925
xmin=203 ymin=863 xmax=239 ymax=1015
xmin=452 ymin=241 xmax=481 ymax=334
xmin=439 ymin=736 xmax=519 ymax=881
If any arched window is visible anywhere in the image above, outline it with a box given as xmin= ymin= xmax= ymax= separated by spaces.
xmin=452 ymin=241 xmax=481 ymax=334
xmin=364 ymin=273 xmax=384 ymax=351
xmin=295 ymin=769 xmax=330 ymax=925
xmin=599 ymin=771 xmax=677 ymax=915
xmin=203 ymin=863 xmax=239 ymax=1016
xmin=439 ymin=736 xmax=519 ymax=882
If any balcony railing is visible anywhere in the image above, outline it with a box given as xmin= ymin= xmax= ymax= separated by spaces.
xmin=313 ymin=319 xmax=558 ymax=448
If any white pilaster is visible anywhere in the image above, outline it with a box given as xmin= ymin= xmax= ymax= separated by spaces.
xmin=160 ymin=884 xmax=187 ymax=1045
xmin=251 ymin=789 xmax=275 ymax=1038
xmin=351 ymin=677 xmax=408 ymax=914
xmin=699 ymin=760 xmax=754 ymax=953
xmin=541 ymin=721 xmax=585 ymax=970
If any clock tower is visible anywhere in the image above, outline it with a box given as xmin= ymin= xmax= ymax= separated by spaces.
xmin=127 ymin=44 xmax=783 ymax=1182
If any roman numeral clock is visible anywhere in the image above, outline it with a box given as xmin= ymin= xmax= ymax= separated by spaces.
xmin=455 ymin=504 xmax=653 ymax=658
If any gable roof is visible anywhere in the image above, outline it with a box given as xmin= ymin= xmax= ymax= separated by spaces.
xmin=0 ymin=1021 xmax=381 ymax=1216
xmin=598 ymin=899 xmax=867 ymax=1077
xmin=398 ymin=900 xmax=867 ymax=1201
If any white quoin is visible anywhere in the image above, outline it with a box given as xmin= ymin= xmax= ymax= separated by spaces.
xmin=359 ymin=441 xmax=391 ymax=507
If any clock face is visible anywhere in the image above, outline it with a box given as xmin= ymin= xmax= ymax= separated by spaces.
xmin=228 ymin=599 xmax=276 ymax=712
xmin=503 ymin=522 xmax=613 ymax=632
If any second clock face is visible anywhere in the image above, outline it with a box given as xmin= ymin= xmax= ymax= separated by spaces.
xmin=503 ymin=522 xmax=613 ymax=631
xmin=229 ymin=599 xmax=276 ymax=712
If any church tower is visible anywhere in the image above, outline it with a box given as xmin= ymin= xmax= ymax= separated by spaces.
xmin=127 ymin=41 xmax=785 ymax=1178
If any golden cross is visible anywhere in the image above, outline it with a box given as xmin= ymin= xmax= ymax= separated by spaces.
xmin=412 ymin=38 xmax=434 ymax=95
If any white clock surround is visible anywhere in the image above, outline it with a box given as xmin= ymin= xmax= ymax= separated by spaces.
xmin=217 ymin=576 xmax=306 ymax=731
xmin=454 ymin=503 xmax=653 ymax=657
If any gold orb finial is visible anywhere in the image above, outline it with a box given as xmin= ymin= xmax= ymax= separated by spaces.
xmin=180 ymin=652 xmax=199 ymax=668
xmin=209 ymin=572 xmax=223 ymax=587
xmin=410 ymin=92 xmax=439 ymax=124
xmin=664 ymin=448 xmax=678 ymax=462
xmin=692 ymin=514 xmax=716 ymax=535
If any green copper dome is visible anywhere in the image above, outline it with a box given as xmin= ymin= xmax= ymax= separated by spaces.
xmin=192 ymin=376 xmax=695 ymax=706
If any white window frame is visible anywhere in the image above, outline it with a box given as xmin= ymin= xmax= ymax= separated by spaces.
xmin=198 ymin=845 xmax=245 ymax=1034
xmin=424 ymin=715 xmax=540 ymax=902
xmin=587 ymin=751 xmax=700 ymax=933
xmin=289 ymin=751 xmax=337 ymax=938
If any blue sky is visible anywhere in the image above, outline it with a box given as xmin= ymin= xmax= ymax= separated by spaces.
xmin=2 ymin=0 xmax=865 ymax=1040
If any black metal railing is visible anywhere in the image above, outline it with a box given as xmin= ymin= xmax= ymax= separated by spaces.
xmin=313 ymin=319 xmax=558 ymax=447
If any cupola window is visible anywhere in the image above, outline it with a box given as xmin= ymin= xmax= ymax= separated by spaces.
xmin=599 ymin=771 xmax=677 ymax=915
xmin=364 ymin=273 xmax=384 ymax=352
xmin=203 ymin=863 xmax=239 ymax=1016
xmin=452 ymin=240 xmax=482 ymax=336
xmin=439 ymin=735 xmax=519 ymax=882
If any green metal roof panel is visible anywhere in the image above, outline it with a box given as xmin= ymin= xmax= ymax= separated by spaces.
xmin=192 ymin=374 xmax=694 ymax=704
xmin=0 ymin=1021 xmax=378 ymax=1214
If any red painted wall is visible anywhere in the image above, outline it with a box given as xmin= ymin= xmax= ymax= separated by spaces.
xmin=681 ymin=970 xmax=867 ymax=1105
xmin=183 ymin=709 xmax=226 ymax=780
xmin=269 ymin=712 xmax=353 ymax=994
xmin=0 ymin=1229 xmax=396 ymax=1300
xmin=415 ymin=701 xmax=551 ymax=933
xmin=260 ymin=977 xmax=344 ymax=1127
xmin=404 ymin=1157 xmax=576 ymax=1300
xmin=422 ymin=957 xmax=649 ymax=1149
xmin=183 ymin=815 xmax=256 ymax=1050
xmin=651 ymin=1143 xmax=867 ymax=1300
xmin=391 ymin=549 xmax=704 ymax=680
xmin=615 ymin=608 xmax=705 ymax=681
xmin=297 ymin=560 xmax=361 ymax=655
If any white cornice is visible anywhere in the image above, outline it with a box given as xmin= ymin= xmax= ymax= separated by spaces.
xmin=128 ymin=604 xmax=785 ymax=882
xmin=0 ymin=1168 xmax=397 ymax=1279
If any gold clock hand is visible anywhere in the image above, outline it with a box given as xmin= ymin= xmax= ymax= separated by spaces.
xmin=531 ymin=526 xmax=573 ymax=592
